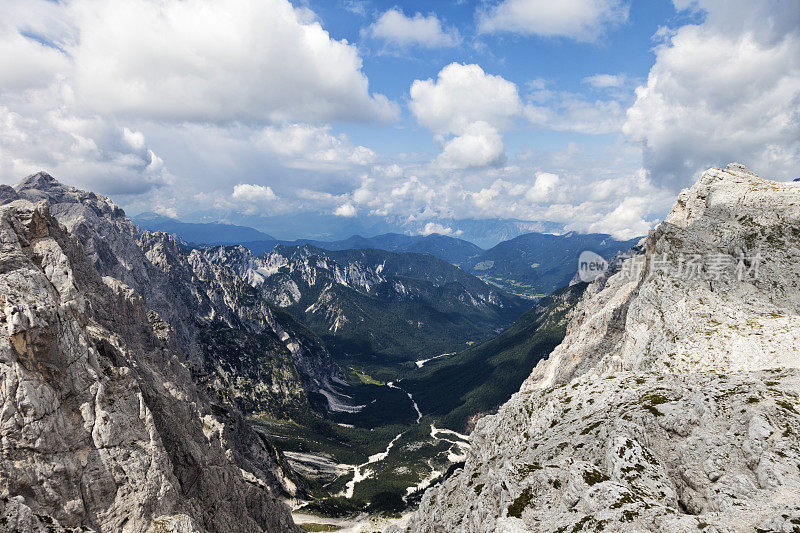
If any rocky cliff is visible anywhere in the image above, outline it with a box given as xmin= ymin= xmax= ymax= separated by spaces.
xmin=407 ymin=164 xmax=800 ymax=532
xmin=0 ymin=174 xmax=302 ymax=531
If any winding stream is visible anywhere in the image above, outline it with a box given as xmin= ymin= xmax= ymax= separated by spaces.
xmin=387 ymin=381 xmax=422 ymax=423
xmin=335 ymin=381 xmax=470 ymax=501
xmin=339 ymin=431 xmax=405 ymax=498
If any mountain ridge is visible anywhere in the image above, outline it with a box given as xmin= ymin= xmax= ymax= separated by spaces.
xmin=406 ymin=163 xmax=800 ymax=532
xmin=0 ymin=173 xmax=302 ymax=531
xmin=134 ymin=212 xmax=277 ymax=244
xmin=465 ymin=231 xmax=642 ymax=297
xmin=132 ymin=212 xmax=567 ymax=256
xmin=200 ymin=243 xmax=532 ymax=364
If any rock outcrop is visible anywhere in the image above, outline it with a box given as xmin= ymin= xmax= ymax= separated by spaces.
xmin=0 ymin=174 xmax=302 ymax=531
xmin=408 ymin=164 xmax=800 ymax=532
xmin=12 ymin=174 xmax=344 ymax=417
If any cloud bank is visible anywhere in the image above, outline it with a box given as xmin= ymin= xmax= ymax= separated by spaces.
xmin=624 ymin=0 xmax=800 ymax=187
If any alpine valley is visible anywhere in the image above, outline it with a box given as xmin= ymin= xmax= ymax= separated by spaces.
xmin=1 ymin=164 xmax=798 ymax=533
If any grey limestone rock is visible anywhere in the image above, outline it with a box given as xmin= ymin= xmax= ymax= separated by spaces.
xmin=409 ymin=164 xmax=800 ymax=532
xmin=0 ymin=175 xmax=302 ymax=532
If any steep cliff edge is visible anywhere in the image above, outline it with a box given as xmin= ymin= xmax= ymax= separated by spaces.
xmin=0 ymin=181 xmax=301 ymax=530
xmin=12 ymin=173 xmax=344 ymax=417
xmin=408 ymin=164 xmax=800 ymax=532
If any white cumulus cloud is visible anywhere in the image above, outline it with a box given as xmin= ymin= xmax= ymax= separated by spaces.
xmin=231 ymin=183 xmax=279 ymax=215
xmin=367 ymin=9 xmax=460 ymax=49
xmin=333 ymin=203 xmax=357 ymax=217
xmin=0 ymin=0 xmax=396 ymax=201
xmin=436 ymin=121 xmax=505 ymax=169
xmin=419 ymin=222 xmax=462 ymax=236
xmin=62 ymin=0 xmax=397 ymax=124
xmin=478 ymin=0 xmax=629 ymax=41
xmin=0 ymin=103 xmax=170 ymax=195
xmin=252 ymin=124 xmax=376 ymax=168
xmin=624 ymin=0 xmax=800 ymax=188
xmin=587 ymin=195 xmax=655 ymax=240
xmin=410 ymin=63 xmax=522 ymax=135
xmin=526 ymin=172 xmax=560 ymax=202
xmin=122 ymin=128 xmax=145 ymax=150
xmin=410 ymin=63 xmax=523 ymax=169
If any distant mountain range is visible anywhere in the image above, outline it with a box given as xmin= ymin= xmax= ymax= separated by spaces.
xmin=134 ymin=214 xmax=641 ymax=299
xmin=134 ymin=213 xmax=485 ymax=264
xmin=417 ymin=218 xmax=564 ymax=249
xmin=133 ymin=212 xmax=277 ymax=243
xmin=464 ymin=231 xmax=642 ymax=297
xmin=133 ymin=212 xmax=565 ymax=250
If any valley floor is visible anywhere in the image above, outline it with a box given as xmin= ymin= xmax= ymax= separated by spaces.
xmin=252 ymin=366 xmax=472 ymax=526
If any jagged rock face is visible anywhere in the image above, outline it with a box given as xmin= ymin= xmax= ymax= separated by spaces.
xmin=186 ymin=246 xmax=346 ymax=398
xmin=0 ymin=174 xmax=305 ymax=532
xmin=13 ymin=173 xmax=202 ymax=363
xmin=0 ymin=198 xmax=300 ymax=532
xmin=408 ymin=165 xmax=800 ymax=532
xmin=11 ymin=173 xmax=344 ymax=417
xmin=207 ymin=243 xmax=514 ymax=311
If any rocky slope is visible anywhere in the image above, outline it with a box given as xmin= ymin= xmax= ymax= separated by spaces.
xmin=407 ymin=164 xmax=800 ymax=532
xmin=0 ymin=173 xmax=319 ymax=531
xmin=14 ymin=173 xmax=347 ymax=417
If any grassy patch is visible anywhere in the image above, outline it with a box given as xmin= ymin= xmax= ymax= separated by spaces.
xmin=507 ymin=488 xmax=535 ymax=518
xmin=350 ymin=367 xmax=384 ymax=385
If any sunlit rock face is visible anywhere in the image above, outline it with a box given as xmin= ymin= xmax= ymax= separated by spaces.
xmin=408 ymin=164 xmax=800 ymax=533
xmin=11 ymin=173 xmax=344 ymax=416
xmin=0 ymin=173 xmax=301 ymax=532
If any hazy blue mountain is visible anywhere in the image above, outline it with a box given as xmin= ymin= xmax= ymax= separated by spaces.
xmin=216 ymin=211 xmax=397 ymax=242
xmin=134 ymin=212 xmax=637 ymax=300
xmin=387 ymin=233 xmax=484 ymax=264
xmin=465 ymin=231 xmax=642 ymax=298
xmin=134 ymin=213 xmax=484 ymax=264
xmin=140 ymin=209 xmax=564 ymax=248
xmin=405 ymin=218 xmax=565 ymax=249
xmin=134 ymin=212 xmax=277 ymax=244
xmin=296 ymin=233 xmax=484 ymax=265
xmin=207 ymin=211 xmax=564 ymax=246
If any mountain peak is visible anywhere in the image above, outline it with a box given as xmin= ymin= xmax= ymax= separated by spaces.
xmin=724 ymin=161 xmax=756 ymax=175
xmin=15 ymin=171 xmax=61 ymax=191
xmin=10 ymin=172 xmax=129 ymax=228
xmin=666 ymin=162 xmax=800 ymax=230
xmin=410 ymin=165 xmax=800 ymax=532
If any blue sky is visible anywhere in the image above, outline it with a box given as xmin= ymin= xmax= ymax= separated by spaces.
xmin=0 ymin=0 xmax=798 ymax=239
xmin=311 ymin=0 xmax=680 ymax=154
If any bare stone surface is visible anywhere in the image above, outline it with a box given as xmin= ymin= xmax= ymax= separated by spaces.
xmin=0 ymin=175 xmax=302 ymax=532
xmin=408 ymin=165 xmax=800 ymax=532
